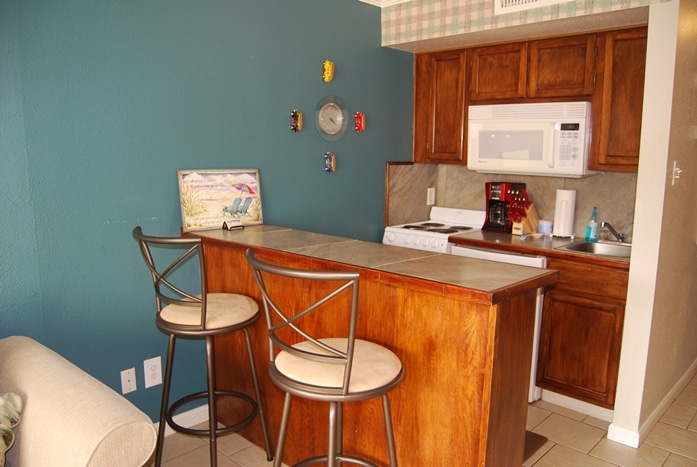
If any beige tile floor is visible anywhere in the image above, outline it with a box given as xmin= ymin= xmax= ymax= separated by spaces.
xmin=155 ymin=373 xmax=697 ymax=466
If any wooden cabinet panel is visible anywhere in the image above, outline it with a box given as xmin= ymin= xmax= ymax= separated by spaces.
xmin=537 ymin=259 xmax=628 ymax=408
xmin=528 ymin=35 xmax=596 ymax=97
xmin=470 ymin=43 xmax=527 ymax=101
xmin=538 ymin=290 xmax=624 ymax=407
xmin=592 ymin=27 xmax=647 ymax=171
xmin=413 ymin=50 xmax=466 ymax=163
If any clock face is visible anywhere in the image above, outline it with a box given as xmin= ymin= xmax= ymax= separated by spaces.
xmin=318 ymin=103 xmax=343 ymax=135
xmin=315 ymin=96 xmax=348 ymax=142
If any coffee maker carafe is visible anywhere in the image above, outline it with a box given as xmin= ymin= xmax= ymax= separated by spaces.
xmin=483 ymin=182 xmax=526 ymax=233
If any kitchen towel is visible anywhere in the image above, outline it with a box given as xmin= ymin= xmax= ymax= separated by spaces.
xmin=553 ymin=189 xmax=576 ymax=237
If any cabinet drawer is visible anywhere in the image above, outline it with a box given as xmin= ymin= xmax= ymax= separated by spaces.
xmin=546 ymin=257 xmax=628 ymax=300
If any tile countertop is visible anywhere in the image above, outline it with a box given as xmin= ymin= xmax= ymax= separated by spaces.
xmin=449 ymin=230 xmax=630 ymax=270
xmin=195 ymin=225 xmax=559 ymax=296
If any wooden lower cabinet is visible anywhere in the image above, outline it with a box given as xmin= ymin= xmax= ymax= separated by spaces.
xmin=536 ymin=257 xmax=628 ymax=408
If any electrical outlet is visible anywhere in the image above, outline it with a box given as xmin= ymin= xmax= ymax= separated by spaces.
xmin=427 ymin=187 xmax=436 ymax=206
xmin=144 ymin=356 xmax=162 ymax=389
xmin=120 ymin=368 xmax=137 ymax=394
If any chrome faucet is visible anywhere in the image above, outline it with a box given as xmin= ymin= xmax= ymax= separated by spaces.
xmin=600 ymin=221 xmax=625 ymax=242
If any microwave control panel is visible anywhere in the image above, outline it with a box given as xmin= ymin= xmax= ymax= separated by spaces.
xmin=557 ymin=123 xmax=582 ymax=168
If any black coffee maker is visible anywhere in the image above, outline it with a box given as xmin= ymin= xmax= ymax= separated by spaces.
xmin=483 ymin=182 xmax=526 ymax=232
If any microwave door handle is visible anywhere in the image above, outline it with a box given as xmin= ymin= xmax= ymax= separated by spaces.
xmin=548 ymin=124 xmax=558 ymax=168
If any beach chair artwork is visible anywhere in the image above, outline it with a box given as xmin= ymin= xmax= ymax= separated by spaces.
xmin=177 ymin=169 xmax=263 ymax=232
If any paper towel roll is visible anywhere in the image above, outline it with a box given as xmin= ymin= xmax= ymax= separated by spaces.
xmin=553 ymin=189 xmax=576 ymax=237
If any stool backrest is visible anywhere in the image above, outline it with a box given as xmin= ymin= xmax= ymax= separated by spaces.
xmin=245 ymin=249 xmax=360 ymax=396
xmin=132 ymin=226 xmax=208 ymax=333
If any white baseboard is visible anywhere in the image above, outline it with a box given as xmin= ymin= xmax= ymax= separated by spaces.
xmin=607 ymin=423 xmax=641 ymax=448
xmin=154 ymin=404 xmax=209 ymax=437
xmin=608 ymin=357 xmax=697 ymax=448
xmin=540 ymin=390 xmax=614 ymax=422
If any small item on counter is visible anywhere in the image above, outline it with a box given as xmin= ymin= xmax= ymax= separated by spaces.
xmin=585 ymin=206 xmax=599 ymax=242
xmin=222 ymin=219 xmax=244 ymax=231
xmin=552 ymin=189 xmax=576 ymax=237
xmin=538 ymin=219 xmax=553 ymax=236
xmin=519 ymin=232 xmax=543 ymax=241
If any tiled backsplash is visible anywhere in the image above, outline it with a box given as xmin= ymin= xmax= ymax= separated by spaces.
xmin=387 ymin=163 xmax=636 ymax=242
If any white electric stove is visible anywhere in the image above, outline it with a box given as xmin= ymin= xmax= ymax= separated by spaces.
xmin=382 ymin=206 xmax=486 ymax=253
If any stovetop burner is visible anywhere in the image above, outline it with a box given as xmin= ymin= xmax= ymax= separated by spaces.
xmin=382 ymin=207 xmax=486 ymax=253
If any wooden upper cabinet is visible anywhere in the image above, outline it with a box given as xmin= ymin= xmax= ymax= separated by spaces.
xmin=413 ymin=50 xmax=467 ymax=163
xmin=469 ymin=43 xmax=527 ymax=101
xmin=528 ymin=34 xmax=596 ymax=97
xmin=412 ymin=27 xmax=647 ymax=169
xmin=591 ymin=27 xmax=647 ymax=171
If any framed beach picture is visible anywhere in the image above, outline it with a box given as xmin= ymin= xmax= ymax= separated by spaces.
xmin=177 ymin=169 xmax=263 ymax=232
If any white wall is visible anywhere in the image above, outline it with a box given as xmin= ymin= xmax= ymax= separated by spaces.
xmin=609 ymin=0 xmax=697 ymax=446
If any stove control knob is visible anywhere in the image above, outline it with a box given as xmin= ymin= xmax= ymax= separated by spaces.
xmin=384 ymin=232 xmax=396 ymax=243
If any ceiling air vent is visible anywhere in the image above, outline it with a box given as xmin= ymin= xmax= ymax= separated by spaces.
xmin=495 ymin=0 xmax=571 ymax=15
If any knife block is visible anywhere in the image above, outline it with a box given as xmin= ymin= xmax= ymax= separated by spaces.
xmin=512 ymin=204 xmax=540 ymax=236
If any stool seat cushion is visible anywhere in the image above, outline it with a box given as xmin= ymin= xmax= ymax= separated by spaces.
xmin=161 ymin=293 xmax=258 ymax=329
xmin=275 ymin=338 xmax=402 ymax=393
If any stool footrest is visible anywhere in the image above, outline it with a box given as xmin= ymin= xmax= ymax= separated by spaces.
xmin=165 ymin=389 xmax=259 ymax=437
xmin=294 ymin=454 xmax=378 ymax=467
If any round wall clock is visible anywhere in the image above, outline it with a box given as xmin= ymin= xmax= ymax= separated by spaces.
xmin=315 ymin=95 xmax=348 ymax=142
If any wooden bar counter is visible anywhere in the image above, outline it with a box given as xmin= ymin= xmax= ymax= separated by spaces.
xmin=193 ymin=225 xmax=558 ymax=466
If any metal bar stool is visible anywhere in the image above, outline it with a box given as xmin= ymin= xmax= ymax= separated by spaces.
xmin=246 ymin=249 xmax=404 ymax=467
xmin=132 ymin=227 xmax=273 ymax=466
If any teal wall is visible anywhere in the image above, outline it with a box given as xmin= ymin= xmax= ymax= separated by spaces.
xmin=0 ymin=0 xmax=413 ymax=419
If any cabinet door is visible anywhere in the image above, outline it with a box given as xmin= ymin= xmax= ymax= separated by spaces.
xmin=413 ymin=51 xmax=467 ymax=163
xmin=528 ymin=35 xmax=596 ymax=97
xmin=593 ymin=27 xmax=647 ymax=171
xmin=469 ymin=43 xmax=527 ymax=101
xmin=537 ymin=290 xmax=625 ymax=408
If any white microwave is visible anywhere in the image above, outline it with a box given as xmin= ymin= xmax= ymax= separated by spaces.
xmin=467 ymin=102 xmax=596 ymax=178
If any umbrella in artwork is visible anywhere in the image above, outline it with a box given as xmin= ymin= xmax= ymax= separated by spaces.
xmin=234 ymin=183 xmax=255 ymax=198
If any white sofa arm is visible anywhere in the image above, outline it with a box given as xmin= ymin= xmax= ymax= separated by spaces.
xmin=0 ymin=336 xmax=156 ymax=467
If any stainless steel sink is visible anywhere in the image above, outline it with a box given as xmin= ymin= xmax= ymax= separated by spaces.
xmin=557 ymin=241 xmax=631 ymax=258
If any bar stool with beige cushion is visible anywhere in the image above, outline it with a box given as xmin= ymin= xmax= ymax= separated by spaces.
xmin=132 ymin=227 xmax=273 ymax=466
xmin=246 ymin=249 xmax=404 ymax=467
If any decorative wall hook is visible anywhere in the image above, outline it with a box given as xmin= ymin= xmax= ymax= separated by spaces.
xmin=354 ymin=111 xmax=365 ymax=133
xmin=324 ymin=152 xmax=336 ymax=173
xmin=291 ymin=109 xmax=303 ymax=133
xmin=323 ymin=60 xmax=335 ymax=83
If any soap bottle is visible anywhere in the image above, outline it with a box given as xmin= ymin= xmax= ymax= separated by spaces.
xmin=585 ymin=206 xmax=598 ymax=242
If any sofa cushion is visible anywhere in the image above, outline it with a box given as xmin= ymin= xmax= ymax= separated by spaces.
xmin=0 ymin=336 xmax=156 ymax=467
xmin=0 ymin=392 xmax=22 ymax=467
